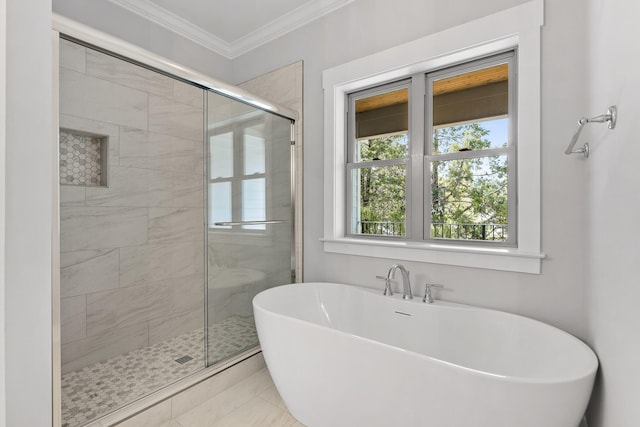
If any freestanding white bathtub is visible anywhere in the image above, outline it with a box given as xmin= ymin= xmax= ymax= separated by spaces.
xmin=253 ymin=282 xmax=598 ymax=427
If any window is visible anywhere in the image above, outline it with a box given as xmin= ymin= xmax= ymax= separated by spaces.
xmin=347 ymin=53 xmax=515 ymax=245
xmin=428 ymin=53 xmax=515 ymax=244
xmin=323 ymin=0 xmax=544 ymax=273
xmin=209 ymin=119 xmax=267 ymax=232
xmin=347 ymin=82 xmax=409 ymax=237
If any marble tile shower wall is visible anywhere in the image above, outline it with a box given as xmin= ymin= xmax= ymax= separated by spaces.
xmin=239 ymin=61 xmax=303 ymax=281
xmin=59 ymin=39 xmax=206 ymax=374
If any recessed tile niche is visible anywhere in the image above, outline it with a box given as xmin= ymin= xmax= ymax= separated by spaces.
xmin=59 ymin=128 xmax=108 ymax=187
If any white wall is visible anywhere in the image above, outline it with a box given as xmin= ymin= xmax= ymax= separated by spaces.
xmin=0 ymin=0 xmax=6 ymax=424
xmin=5 ymin=0 xmax=53 ymax=425
xmin=52 ymin=0 xmax=233 ymax=82
xmin=585 ymin=0 xmax=640 ymax=425
xmin=231 ymin=0 xmax=591 ymax=338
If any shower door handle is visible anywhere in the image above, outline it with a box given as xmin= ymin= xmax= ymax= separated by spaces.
xmin=213 ymin=220 xmax=288 ymax=226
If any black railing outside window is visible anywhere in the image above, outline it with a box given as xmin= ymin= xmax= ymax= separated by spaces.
xmin=356 ymin=221 xmax=508 ymax=241
xmin=357 ymin=221 xmax=405 ymax=236
xmin=431 ymin=222 xmax=507 ymax=241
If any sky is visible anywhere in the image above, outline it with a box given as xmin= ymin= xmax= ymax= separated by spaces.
xmin=480 ymin=117 xmax=509 ymax=148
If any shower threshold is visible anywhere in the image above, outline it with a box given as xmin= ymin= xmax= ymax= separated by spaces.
xmin=61 ymin=315 xmax=257 ymax=427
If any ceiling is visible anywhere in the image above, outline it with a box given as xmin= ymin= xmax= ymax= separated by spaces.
xmin=433 ymin=64 xmax=509 ymax=96
xmin=355 ymin=64 xmax=509 ymax=113
xmin=107 ymin=0 xmax=355 ymax=59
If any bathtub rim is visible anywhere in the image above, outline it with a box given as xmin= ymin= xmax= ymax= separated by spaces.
xmin=254 ymin=281 xmax=599 ymax=386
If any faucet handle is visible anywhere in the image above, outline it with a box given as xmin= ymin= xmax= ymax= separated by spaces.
xmin=423 ymin=283 xmax=444 ymax=303
xmin=376 ymin=275 xmax=393 ymax=296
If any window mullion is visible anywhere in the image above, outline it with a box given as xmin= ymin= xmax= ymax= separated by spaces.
xmin=426 ymin=146 xmax=512 ymax=162
xmin=409 ymin=74 xmax=425 ymax=241
xmin=347 ymin=158 xmax=406 ymax=168
xmin=507 ymin=53 xmax=518 ymax=246
xmin=424 ymin=70 xmax=435 ymax=241
xmin=232 ymin=125 xmax=243 ymax=222
xmin=345 ymin=92 xmax=356 ymax=235
xmin=346 ymin=94 xmax=356 ymax=163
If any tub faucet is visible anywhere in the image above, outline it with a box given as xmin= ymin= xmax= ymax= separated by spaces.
xmin=423 ymin=283 xmax=444 ymax=303
xmin=375 ymin=275 xmax=393 ymax=296
xmin=388 ymin=264 xmax=413 ymax=300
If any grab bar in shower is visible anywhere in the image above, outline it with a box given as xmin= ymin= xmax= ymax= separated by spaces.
xmin=565 ymin=105 xmax=617 ymax=158
xmin=213 ymin=220 xmax=288 ymax=226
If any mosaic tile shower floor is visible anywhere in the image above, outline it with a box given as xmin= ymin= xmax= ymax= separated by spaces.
xmin=62 ymin=316 xmax=258 ymax=427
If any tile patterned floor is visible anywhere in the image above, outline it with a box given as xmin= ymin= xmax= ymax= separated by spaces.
xmin=62 ymin=316 xmax=258 ymax=427
xmin=206 ymin=371 xmax=305 ymax=427
xmin=171 ymin=367 xmax=305 ymax=427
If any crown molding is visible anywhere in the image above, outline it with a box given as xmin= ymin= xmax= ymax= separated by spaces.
xmin=232 ymin=0 xmax=355 ymax=58
xmin=108 ymin=0 xmax=354 ymax=59
xmin=107 ymin=0 xmax=234 ymax=57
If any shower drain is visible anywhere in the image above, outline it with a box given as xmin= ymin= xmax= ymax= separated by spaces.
xmin=174 ymin=355 xmax=193 ymax=364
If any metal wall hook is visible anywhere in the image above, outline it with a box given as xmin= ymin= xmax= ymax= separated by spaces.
xmin=565 ymin=106 xmax=617 ymax=158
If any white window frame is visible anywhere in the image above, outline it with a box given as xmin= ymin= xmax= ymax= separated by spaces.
xmin=208 ymin=117 xmax=269 ymax=234
xmin=322 ymin=0 xmax=545 ymax=274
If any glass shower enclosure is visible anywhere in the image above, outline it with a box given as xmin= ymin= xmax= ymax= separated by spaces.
xmin=205 ymin=90 xmax=294 ymax=366
xmin=57 ymin=37 xmax=295 ymax=427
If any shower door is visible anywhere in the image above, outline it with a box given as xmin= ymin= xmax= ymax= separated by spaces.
xmin=206 ymin=90 xmax=294 ymax=366
xmin=58 ymin=38 xmax=208 ymax=427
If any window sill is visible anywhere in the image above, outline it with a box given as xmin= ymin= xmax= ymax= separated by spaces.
xmin=321 ymin=237 xmax=544 ymax=274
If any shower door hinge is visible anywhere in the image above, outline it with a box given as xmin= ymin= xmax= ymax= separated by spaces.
xmin=290 ymin=122 xmax=295 ymax=145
